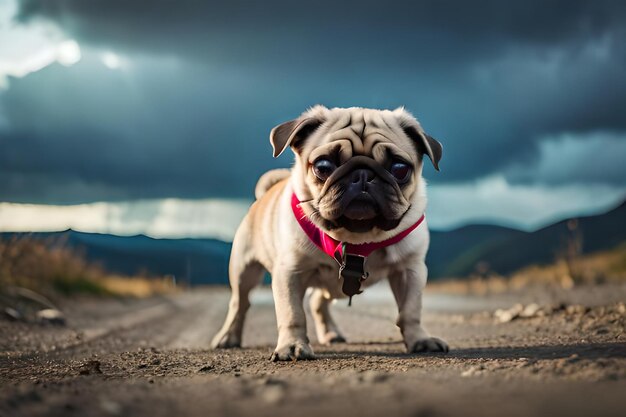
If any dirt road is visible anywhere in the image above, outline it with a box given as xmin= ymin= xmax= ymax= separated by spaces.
xmin=1 ymin=284 xmax=625 ymax=417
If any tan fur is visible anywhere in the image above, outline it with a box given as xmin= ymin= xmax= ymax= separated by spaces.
xmin=254 ymin=169 xmax=291 ymax=200
xmin=212 ymin=106 xmax=448 ymax=360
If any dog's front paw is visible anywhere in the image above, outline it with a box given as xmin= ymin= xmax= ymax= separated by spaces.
xmin=211 ymin=331 xmax=241 ymax=349
xmin=271 ymin=341 xmax=315 ymax=361
xmin=409 ymin=337 xmax=449 ymax=353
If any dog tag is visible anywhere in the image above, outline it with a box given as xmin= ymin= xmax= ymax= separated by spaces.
xmin=339 ymin=253 xmax=368 ymax=306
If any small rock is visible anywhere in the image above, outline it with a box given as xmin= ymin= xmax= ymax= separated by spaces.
xmin=520 ymin=303 xmax=541 ymax=318
xmin=495 ymin=303 xmax=545 ymax=322
xmin=566 ymin=305 xmax=589 ymax=315
xmin=198 ymin=364 xmax=214 ymax=373
xmin=3 ymin=307 xmax=22 ymax=321
xmin=79 ymin=360 xmax=103 ymax=375
xmin=36 ymin=309 xmax=66 ymax=326
xmin=494 ymin=304 xmax=524 ymax=323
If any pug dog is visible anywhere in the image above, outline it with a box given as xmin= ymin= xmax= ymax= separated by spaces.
xmin=211 ymin=106 xmax=448 ymax=360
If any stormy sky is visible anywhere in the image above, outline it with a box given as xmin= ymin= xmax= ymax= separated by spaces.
xmin=0 ymin=0 xmax=625 ymax=237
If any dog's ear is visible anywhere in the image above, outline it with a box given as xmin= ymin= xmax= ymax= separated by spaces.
xmin=402 ymin=125 xmax=443 ymax=171
xmin=270 ymin=117 xmax=323 ymax=157
xmin=394 ymin=108 xmax=443 ymax=171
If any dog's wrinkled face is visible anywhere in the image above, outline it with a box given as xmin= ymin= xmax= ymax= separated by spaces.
xmin=270 ymin=106 xmax=442 ymax=237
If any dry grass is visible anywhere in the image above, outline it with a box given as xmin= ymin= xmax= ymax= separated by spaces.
xmin=98 ymin=276 xmax=177 ymax=297
xmin=429 ymin=243 xmax=626 ymax=295
xmin=0 ymin=235 xmax=177 ymax=299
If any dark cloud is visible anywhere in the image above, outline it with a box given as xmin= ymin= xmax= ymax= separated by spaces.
xmin=14 ymin=0 xmax=626 ymax=81
xmin=17 ymin=1 xmax=625 ymax=51
xmin=504 ymin=132 xmax=626 ymax=186
xmin=1 ymin=0 xmax=625 ymax=203
xmin=0 ymin=54 xmax=277 ymax=203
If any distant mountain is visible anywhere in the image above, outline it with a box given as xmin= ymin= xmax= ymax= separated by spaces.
xmin=427 ymin=200 xmax=626 ymax=278
xmin=2 ymin=200 xmax=624 ymax=283
xmin=0 ymin=230 xmax=232 ymax=286
xmin=428 ymin=224 xmax=525 ymax=278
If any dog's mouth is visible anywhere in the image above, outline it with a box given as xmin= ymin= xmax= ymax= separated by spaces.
xmin=334 ymin=214 xmax=403 ymax=233
xmin=329 ymin=193 xmax=403 ymax=233
xmin=337 ymin=194 xmax=379 ymax=233
xmin=342 ymin=193 xmax=378 ymax=221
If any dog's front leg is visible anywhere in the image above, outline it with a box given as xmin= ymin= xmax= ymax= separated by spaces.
xmin=389 ymin=265 xmax=449 ymax=353
xmin=270 ymin=267 xmax=315 ymax=361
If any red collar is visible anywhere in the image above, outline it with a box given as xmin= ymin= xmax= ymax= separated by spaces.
xmin=291 ymin=193 xmax=425 ymax=264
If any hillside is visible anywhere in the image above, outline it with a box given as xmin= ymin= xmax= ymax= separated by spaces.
xmin=0 ymin=231 xmax=232 ymax=286
xmin=428 ymin=200 xmax=626 ymax=278
xmin=428 ymin=224 xmax=525 ymax=278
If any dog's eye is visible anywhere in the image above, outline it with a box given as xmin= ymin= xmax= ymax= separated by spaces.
xmin=312 ymin=158 xmax=337 ymax=181
xmin=390 ymin=162 xmax=411 ymax=183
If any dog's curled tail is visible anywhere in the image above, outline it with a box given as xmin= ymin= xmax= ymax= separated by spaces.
xmin=255 ymin=169 xmax=291 ymax=200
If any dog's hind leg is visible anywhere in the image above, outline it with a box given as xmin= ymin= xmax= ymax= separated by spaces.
xmin=309 ymin=288 xmax=346 ymax=345
xmin=211 ymin=261 xmax=264 ymax=348
xmin=211 ymin=227 xmax=264 ymax=349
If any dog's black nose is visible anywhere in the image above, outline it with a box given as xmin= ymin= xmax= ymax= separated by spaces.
xmin=350 ymin=168 xmax=375 ymax=187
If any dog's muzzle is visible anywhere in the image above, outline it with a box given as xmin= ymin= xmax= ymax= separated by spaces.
xmin=317 ymin=156 xmax=411 ymax=222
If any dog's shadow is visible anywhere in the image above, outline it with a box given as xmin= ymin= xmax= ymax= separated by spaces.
xmin=313 ymin=341 xmax=626 ymax=361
